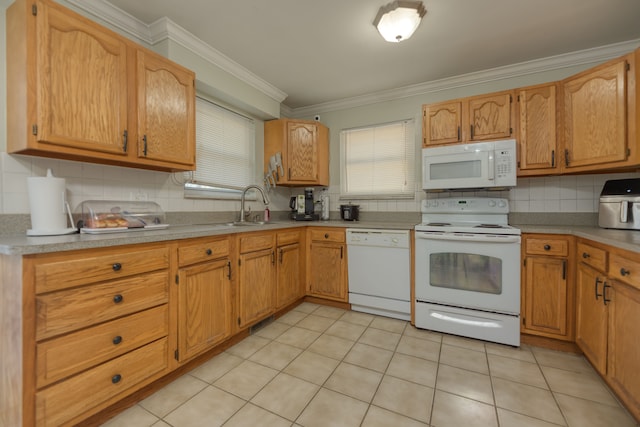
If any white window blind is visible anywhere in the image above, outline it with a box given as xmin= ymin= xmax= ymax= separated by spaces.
xmin=190 ymin=97 xmax=255 ymax=193
xmin=340 ymin=119 xmax=416 ymax=199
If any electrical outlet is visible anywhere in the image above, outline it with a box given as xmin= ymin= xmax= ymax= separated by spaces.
xmin=134 ymin=192 xmax=148 ymax=201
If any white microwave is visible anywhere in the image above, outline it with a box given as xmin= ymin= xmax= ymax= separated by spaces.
xmin=422 ymin=139 xmax=517 ymax=191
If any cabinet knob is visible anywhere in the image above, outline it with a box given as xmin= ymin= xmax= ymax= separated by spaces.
xmin=112 ymin=374 xmax=122 ymax=384
xmin=112 ymin=263 xmax=122 ymax=271
xmin=206 ymin=248 xmax=212 ymax=256
xmin=112 ymin=335 xmax=123 ymax=345
xmin=582 ymin=252 xmax=590 ymax=259
xmin=113 ymin=294 xmax=123 ymax=304
xmin=324 ymin=233 xmax=329 ymax=239
xmin=544 ymin=244 xmax=551 ymax=251
xmin=620 ymin=268 xmax=630 ymax=276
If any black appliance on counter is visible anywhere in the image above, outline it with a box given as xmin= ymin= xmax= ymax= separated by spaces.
xmin=290 ymin=188 xmax=319 ymax=221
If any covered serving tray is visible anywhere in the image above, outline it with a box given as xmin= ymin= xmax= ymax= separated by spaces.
xmin=78 ymin=200 xmax=168 ymax=234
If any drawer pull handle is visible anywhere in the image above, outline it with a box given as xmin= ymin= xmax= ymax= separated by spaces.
xmin=113 ymin=294 xmax=123 ymax=304
xmin=603 ymin=282 xmax=611 ymax=305
xmin=582 ymin=252 xmax=590 ymax=259
xmin=206 ymin=248 xmax=212 ymax=256
xmin=112 ymin=263 xmax=122 ymax=271
xmin=620 ymin=268 xmax=630 ymax=276
xmin=324 ymin=233 xmax=329 ymax=239
xmin=112 ymin=374 xmax=122 ymax=384
xmin=112 ymin=335 xmax=123 ymax=345
xmin=595 ymin=278 xmax=603 ymax=300
xmin=544 ymin=244 xmax=551 ymax=251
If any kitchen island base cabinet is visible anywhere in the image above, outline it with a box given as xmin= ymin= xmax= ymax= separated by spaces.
xmin=307 ymin=228 xmax=347 ymax=302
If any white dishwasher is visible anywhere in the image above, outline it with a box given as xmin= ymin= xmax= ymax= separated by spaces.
xmin=346 ymin=228 xmax=411 ymax=321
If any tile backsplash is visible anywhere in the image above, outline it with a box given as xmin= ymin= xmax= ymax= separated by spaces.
xmin=2 ymin=152 xmax=639 ymax=217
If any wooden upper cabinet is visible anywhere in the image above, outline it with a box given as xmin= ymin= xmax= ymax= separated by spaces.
xmin=422 ymin=90 xmax=514 ymax=147
xmin=517 ymin=83 xmax=560 ymax=175
xmin=468 ymin=92 xmax=513 ymax=141
xmin=562 ymin=54 xmax=634 ymax=171
xmin=422 ymin=101 xmax=462 ymax=146
xmin=136 ymin=50 xmax=195 ymax=168
xmin=264 ymin=119 xmax=329 ymax=186
xmin=6 ymin=0 xmax=196 ymax=172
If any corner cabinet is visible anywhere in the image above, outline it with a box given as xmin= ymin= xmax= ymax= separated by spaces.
xmin=6 ymin=0 xmax=195 ymax=172
xmin=576 ymin=239 xmax=640 ymax=421
xmin=264 ymin=119 xmax=329 ymax=186
xmin=562 ymin=51 xmax=638 ymax=173
xmin=516 ymin=83 xmax=560 ymax=175
xmin=176 ymin=237 xmax=233 ymax=362
xmin=521 ymin=234 xmax=574 ymax=341
xmin=307 ymin=228 xmax=348 ymax=302
xmin=422 ymin=90 xmax=514 ymax=147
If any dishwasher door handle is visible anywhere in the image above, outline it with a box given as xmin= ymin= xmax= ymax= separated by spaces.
xmin=416 ymin=232 xmax=520 ymax=244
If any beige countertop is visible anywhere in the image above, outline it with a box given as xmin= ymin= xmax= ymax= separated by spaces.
xmin=0 ymin=220 xmax=418 ymax=255
xmin=2 ymin=219 xmax=639 ymax=256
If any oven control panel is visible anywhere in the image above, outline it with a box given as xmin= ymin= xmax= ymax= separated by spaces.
xmin=422 ymin=197 xmax=508 ymax=214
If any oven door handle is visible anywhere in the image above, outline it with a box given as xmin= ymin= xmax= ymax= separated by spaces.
xmin=416 ymin=233 xmax=520 ymax=244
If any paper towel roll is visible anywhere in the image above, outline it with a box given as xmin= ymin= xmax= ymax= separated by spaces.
xmin=27 ymin=169 xmax=68 ymax=233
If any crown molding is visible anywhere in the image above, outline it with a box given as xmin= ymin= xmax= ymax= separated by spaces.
xmin=291 ymin=38 xmax=640 ymax=118
xmin=66 ymin=0 xmax=287 ymax=104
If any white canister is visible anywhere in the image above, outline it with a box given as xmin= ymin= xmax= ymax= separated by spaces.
xmin=27 ymin=169 xmax=73 ymax=235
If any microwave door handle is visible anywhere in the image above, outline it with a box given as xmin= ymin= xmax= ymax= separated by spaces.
xmin=621 ymin=201 xmax=629 ymax=223
xmin=488 ymin=153 xmax=495 ymax=181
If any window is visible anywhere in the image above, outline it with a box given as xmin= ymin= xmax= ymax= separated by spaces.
xmin=340 ymin=119 xmax=416 ymax=199
xmin=184 ymin=97 xmax=255 ymax=199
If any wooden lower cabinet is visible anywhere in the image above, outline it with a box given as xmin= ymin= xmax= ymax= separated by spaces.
xmin=276 ymin=230 xmax=305 ymax=309
xmin=521 ymin=234 xmax=574 ymax=340
xmin=307 ymin=228 xmax=347 ymax=302
xmin=176 ymin=237 xmax=233 ymax=362
xmin=237 ymin=232 xmax=276 ymax=328
xmin=575 ymin=238 xmax=640 ymax=420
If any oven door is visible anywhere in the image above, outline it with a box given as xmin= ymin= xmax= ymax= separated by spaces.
xmin=415 ymin=231 xmax=521 ymax=315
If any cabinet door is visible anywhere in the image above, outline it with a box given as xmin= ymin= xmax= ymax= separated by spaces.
xmin=37 ymin=1 xmax=128 ymax=155
xmin=287 ymin=122 xmax=319 ymax=182
xmin=238 ymin=248 xmax=275 ymax=328
xmin=563 ymin=58 xmax=628 ymax=169
xmin=177 ymin=258 xmax=232 ymax=361
xmin=468 ymin=93 xmax=513 ymax=141
xmin=308 ymin=241 xmax=347 ymax=301
xmin=422 ymin=102 xmax=462 ymax=146
xmin=517 ymin=84 xmax=559 ymax=174
xmin=607 ymin=282 xmax=640 ymax=420
xmin=276 ymin=242 xmax=303 ymax=309
xmin=523 ymin=256 xmax=568 ymax=337
xmin=137 ymin=50 xmax=195 ymax=168
xmin=575 ymin=263 xmax=608 ymax=375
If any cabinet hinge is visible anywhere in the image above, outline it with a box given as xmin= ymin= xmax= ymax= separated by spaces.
xmin=238 ymin=259 xmax=241 ymax=267
xmin=517 ymin=161 xmax=521 ymax=168
xmin=517 ymin=95 xmax=520 ymax=102
xmin=174 ymin=350 xmax=179 ymax=360
xmin=509 ymin=94 xmax=513 ymax=103
xmin=522 ymin=317 xmax=526 ymax=326
xmin=175 ymin=274 xmax=179 ymax=285
xmin=237 ymin=317 xmax=241 ymax=326
xmin=32 ymin=124 xmax=38 ymax=135
xmin=626 ymin=61 xmax=631 ymax=72
xmin=523 ymin=259 xmax=527 ymax=267
xmin=627 ymin=148 xmax=631 ymax=157
xmin=509 ymin=127 xmax=513 ymax=135
xmin=31 ymin=4 xmax=37 ymax=15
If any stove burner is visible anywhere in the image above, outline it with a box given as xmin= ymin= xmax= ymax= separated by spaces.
xmin=426 ymin=222 xmax=451 ymax=226
xmin=474 ymin=224 xmax=505 ymax=229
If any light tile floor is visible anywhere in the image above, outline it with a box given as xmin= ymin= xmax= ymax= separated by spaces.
xmin=102 ymin=303 xmax=638 ymax=427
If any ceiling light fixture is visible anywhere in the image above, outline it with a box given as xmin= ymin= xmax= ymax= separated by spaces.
xmin=373 ymin=1 xmax=426 ymax=43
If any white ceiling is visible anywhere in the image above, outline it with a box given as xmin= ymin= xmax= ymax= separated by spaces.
xmin=105 ymin=0 xmax=640 ymax=110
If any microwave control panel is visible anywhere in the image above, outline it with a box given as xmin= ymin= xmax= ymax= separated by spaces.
xmin=496 ymin=149 xmax=514 ymax=178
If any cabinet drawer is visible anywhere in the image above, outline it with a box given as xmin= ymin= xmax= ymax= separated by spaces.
xmin=239 ymin=232 xmax=274 ymax=253
xmin=277 ymin=229 xmax=301 ymax=246
xmin=36 ymin=305 xmax=168 ymax=388
xmin=610 ymin=252 xmax=640 ymax=290
xmin=36 ymin=271 xmax=169 ymax=340
xmin=525 ymin=237 xmax=569 ymax=256
xmin=35 ymin=338 xmax=168 ymax=427
xmin=310 ymin=229 xmax=345 ymax=243
xmin=34 ymin=246 xmax=169 ymax=293
xmin=577 ymin=242 xmax=608 ymax=272
xmin=178 ymin=238 xmax=230 ymax=266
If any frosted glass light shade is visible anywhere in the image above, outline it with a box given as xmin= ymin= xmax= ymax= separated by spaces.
xmin=374 ymin=1 xmax=426 ymax=42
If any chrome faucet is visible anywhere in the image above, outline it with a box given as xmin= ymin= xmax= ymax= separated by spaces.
xmin=239 ymin=185 xmax=269 ymax=222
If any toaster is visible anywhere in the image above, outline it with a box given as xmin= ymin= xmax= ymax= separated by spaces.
xmin=598 ymin=178 xmax=640 ymax=230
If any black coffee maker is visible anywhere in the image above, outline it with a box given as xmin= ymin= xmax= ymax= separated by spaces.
xmin=290 ymin=188 xmax=319 ymax=221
